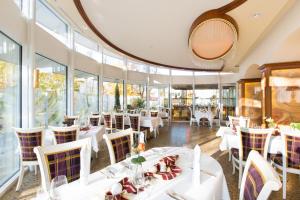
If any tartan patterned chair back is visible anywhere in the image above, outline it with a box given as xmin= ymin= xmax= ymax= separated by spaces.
xmin=51 ymin=126 xmax=79 ymax=144
xmin=103 ymin=113 xmax=112 ymax=129
xmin=129 ymin=114 xmax=140 ymax=132
xmin=239 ymin=128 xmax=272 ymax=162
xmin=89 ymin=116 xmax=100 ymax=126
xmin=110 ymin=135 xmax=131 ymax=163
xmin=240 ymin=150 xmax=281 ymax=200
xmin=115 ymin=114 xmax=124 ymax=130
xmin=150 ymin=111 xmax=158 ymax=117
xmin=283 ymin=133 xmax=300 ymax=169
xmin=15 ymin=128 xmax=44 ymax=162
xmin=103 ymin=128 xmax=133 ymax=164
xmin=45 ymin=148 xmax=81 ymax=183
xmin=64 ymin=118 xmax=76 ymax=126
xmin=243 ymin=162 xmax=265 ymax=200
xmin=34 ymin=138 xmax=91 ymax=192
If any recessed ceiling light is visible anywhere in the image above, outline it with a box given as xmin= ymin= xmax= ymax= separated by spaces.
xmin=253 ymin=12 xmax=261 ymax=18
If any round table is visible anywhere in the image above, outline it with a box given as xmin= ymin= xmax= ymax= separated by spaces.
xmin=36 ymin=147 xmax=230 ymax=200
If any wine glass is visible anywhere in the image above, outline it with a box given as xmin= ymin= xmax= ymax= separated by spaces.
xmin=49 ymin=175 xmax=68 ymax=200
xmin=133 ymin=167 xmax=145 ymax=200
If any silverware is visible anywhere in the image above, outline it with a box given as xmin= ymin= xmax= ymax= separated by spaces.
xmin=166 ymin=191 xmax=186 ymax=200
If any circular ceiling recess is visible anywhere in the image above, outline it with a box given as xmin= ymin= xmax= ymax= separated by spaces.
xmin=189 ymin=18 xmax=238 ymax=61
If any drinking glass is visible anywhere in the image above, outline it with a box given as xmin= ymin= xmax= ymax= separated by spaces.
xmin=133 ymin=165 xmax=145 ymax=200
xmin=49 ymin=175 xmax=68 ymax=200
xmin=225 ymin=121 xmax=230 ymax=127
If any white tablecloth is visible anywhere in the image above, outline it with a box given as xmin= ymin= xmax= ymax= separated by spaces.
xmin=45 ymin=126 xmax=105 ymax=153
xmin=194 ymin=111 xmax=213 ymax=127
xmin=40 ymin=147 xmax=230 ymax=200
xmin=217 ymin=126 xmax=282 ymax=154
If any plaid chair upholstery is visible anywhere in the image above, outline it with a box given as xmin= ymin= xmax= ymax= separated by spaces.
xmin=103 ymin=114 xmax=112 ymax=127
xmin=17 ymin=131 xmax=42 ymax=161
xmin=278 ymin=135 xmax=300 ymax=169
xmin=89 ymin=117 xmax=99 ymax=126
xmin=64 ymin=118 xmax=76 ymax=126
xmin=111 ymin=135 xmax=131 ymax=163
xmin=150 ymin=111 xmax=158 ymax=117
xmin=54 ymin=130 xmax=77 ymax=144
xmin=243 ymin=163 xmax=265 ymax=200
xmin=115 ymin=115 xmax=124 ymax=130
xmin=239 ymin=131 xmax=269 ymax=161
xmin=129 ymin=115 xmax=140 ymax=131
xmin=45 ymin=148 xmax=81 ymax=183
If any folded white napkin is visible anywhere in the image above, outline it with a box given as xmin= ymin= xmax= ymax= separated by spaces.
xmin=139 ymin=132 xmax=145 ymax=143
xmin=192 ymin=144 xmax=201 ymax=187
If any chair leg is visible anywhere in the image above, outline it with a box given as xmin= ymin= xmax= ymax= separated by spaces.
xmin=16 ymin=166 xmax=25 ymax=191
xmin=95 ymin=152 xmax=98 ymax=158
xmin=232 ymin=159 xmax=235 ymax=175
xmin=34 ymin=165 xmax=38 ymax=175
xmin=283 ymin=170 xmax=287 ymax=199
xmin=238 ymin=164 xmax=243 ymax=189
xmin=190 ymin=120 xmax=192 ymax=126
xmin=228 ymin=150 xmax=232 ymax=161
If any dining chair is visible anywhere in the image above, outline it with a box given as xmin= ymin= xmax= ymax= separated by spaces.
xmin=150 ymin=110 xmax=158 ymax=117
xmin=140 ymin=109 xmax=148 ymax=117
xmin=63 ymin=115 xmax=79 ymax=126
xmin=129 ymin=114 xmax=148 ymax=141
xmin=189 ymin=107 xmax=197 ymax=126
xmin=14 ymin=127 xmax=45 ymax=191
xmin=231 ymin=127 xmax=273 ymax=188
xmin=270 ymin=131 xmax=300 ymax=199
xmin=34 ymin=138 xmax=91 ymax=193
xmin=88 ymin=115 xmax=101 ymax=126
xmin=160 ymin=108 xmax=171 ymax=125
xmin=103 ymin=128 xmax=134 ymax=164
xmin=114 ymin=113 xmax=125 ymax=130
xmin=102 ymin=112 xmax=114 ymax=133
xmin=228 ymin=116 xmax=240 ymax=132
xmin=239 ymin=150 xmax=281 ymax=200
xmin=49 ymin=125 xmax=79 ymax=144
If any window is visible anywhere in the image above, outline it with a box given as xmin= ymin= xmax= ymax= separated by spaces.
xmin=171 ymin=70 xmax=193 ymax=76
xmin=73 ymin=70 xmax=98 ymax=123
xmin=126 ymin=82 xmax=146 ymax=110
xmin=0 ymin=32 xmax=21 ymax=187
xmin=149 ymin=85 xmax=169 ymax=109
xmin=34 ymin=54 xmax=67 ymax=127
xmin=74 ymin=32 xmax=102 ymax=62
xmin=149 ymin=66 xmax=170 ymax=75
xmin=171 ymin=85 xmax=193 ymax=121
xmin=103 ymin=79 xmax=123 ymax=112
xmin=103 ymin=50 xmax=124 ymax=69
xmin=36 ymin=0 xmax=68 ymax=44
xmin=127 ymin=60 xmax=148 ymax=73
xmin=195 ymin=87 xmax=219 ymax=107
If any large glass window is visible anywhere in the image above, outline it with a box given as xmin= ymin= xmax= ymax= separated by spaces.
xmin=74 ymin=32 xmax=102 ymax=62
xmin=103 ymin=79 xmax=123 ymax=112
xmin=103 ymin=50 xmax=124 ymax=69
xmin=127 ymin=60 xmax=148 ymax=73
xmin=34 ymin=54 xmax=67 ymax=127
xmin=73 ymin=70 xmax=98 ymax=122
xmin=0 ymin=32 xmax=21 ymax=187
xmin=36 ymin=0 xmax=68 ymax=44
xmin=126 ymin=82 xmax=146 ymax=110
xmin=222 ymin=85 xmax=236 ymax=120
xmin=149 ymin=85 xmax=169 ymax=109
xmin=194 ymin=86 xmax=219 ymax=108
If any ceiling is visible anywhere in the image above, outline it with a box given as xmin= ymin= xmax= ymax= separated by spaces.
xmin=49 ymin=0 xmax=293 ymax=72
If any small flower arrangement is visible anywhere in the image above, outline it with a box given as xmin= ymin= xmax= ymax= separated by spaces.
xmin=290 ymin=123 xmax=300 ymax=131
xmin=265 ymin=117 xmax=276 ymax=128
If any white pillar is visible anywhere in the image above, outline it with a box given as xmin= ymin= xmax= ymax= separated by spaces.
xmin=123 ymin=58 xmax=128 ymax=112
xmin=67 ymin=30 xmax=74 ymax=115
xmin=218 ymin=73 xmax=222 ymax=122
xmin=146 ymin=66 xmax=150 ymax=111
xmin=23 ymin=0 xmax=36 ymax=128
xmin=192 ymin=72 xmax=195 ymax=115
xmin=99 ymin=50 xmax=104 ymax=113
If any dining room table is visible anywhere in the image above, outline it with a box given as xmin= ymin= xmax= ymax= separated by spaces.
xmin=216 ymin=126 xmax=283 ymax=154
xmin=194 ymin=110 xmax=213 ymax=127
xmin=44 ymin=125 xmax=105 ymax=153
xmin=35 ymin=147 xmax=230 ymax=200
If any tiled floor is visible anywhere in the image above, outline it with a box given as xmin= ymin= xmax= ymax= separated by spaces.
xmin=2 ymin=123 xmax=300 ymax=199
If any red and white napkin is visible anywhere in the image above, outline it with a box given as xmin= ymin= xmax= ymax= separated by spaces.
xmin=146 ymin=155 xmax=182 ymax=180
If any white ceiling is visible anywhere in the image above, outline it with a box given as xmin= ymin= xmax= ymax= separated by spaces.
xmin=51 ymin=0 xmax=293 ymax=71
